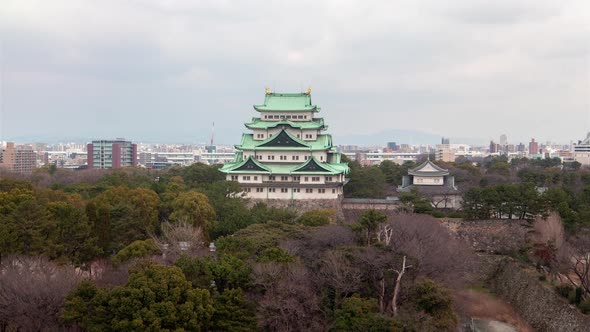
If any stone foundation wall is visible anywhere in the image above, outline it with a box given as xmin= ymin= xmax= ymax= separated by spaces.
xmin=444 ymin=219 xmax=530 ymax=254
xmin=341 ymin=198 xmax=399 ymax=211
xmin=489 ymin=259 xmax=590 ymax=332
xmin=247 ymin=198 xmax=344 ymax=218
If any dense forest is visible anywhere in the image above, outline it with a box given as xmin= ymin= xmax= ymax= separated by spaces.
xmin=1 ymin=155 xmax=589 ymax=331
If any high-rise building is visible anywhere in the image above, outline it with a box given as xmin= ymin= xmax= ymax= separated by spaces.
xmin=0 ymin=142 xmax=37 ymax=174
xmin=220 ymin=89 xmax=349 ymax=200
xmin=500 ymin=134 xmax=507 ymax=146
xmin=441 ymin=137 xmax=450 ymax=145
xmin=387 ymin=142 xmax=398 ymax=151
xmin=87 ymin=139 xmax=137 ymax=169
xmin=573 ymin=132 xmax=590 ymax=165
xmin=529 ymin=138 xmax=539 ymax=156
xmin=489 ymin=140 xmax=498 ymax=153
xmin=435 ymin=144 xmax=455 ymax=162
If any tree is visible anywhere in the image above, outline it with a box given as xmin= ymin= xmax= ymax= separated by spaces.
xmin=111 ymin=239 xmax=160 ymax=266
xmin=153 ymin=221 xmax=206 ymax=263
xmin=210 ymin=288 xmax=257 ymax=331
xmin=170 ymin=191 xmax=216 ymax=231
xmin=558 ymin=233 xmax=590 ymax=299
xmin=410 ymin=279 xmax=458 ymax=331
xmin=46 ymin=201 xmax=101 ymax=266
xmin=354 ymin=209 xmax=387 ymax=247
xmin=345 ymin=165 xmax=387 ymax=198
xmin=255 ymin=264 xmax=326 ymax=331
xmin=92 ymin=187 xmax=160 ymax=252
xmin=176 ymin=254 xmax=251 ymax=292
xmin=0 ymin=189 xmax=46 ymax=258
xmin=386 ymin=214 xmax=473 ymax=286
xmin=297 ymin=209 xmax=336 ymax=227
xmin=0 ymin=256 xmax=81 ymax=331
xmin=391 ymin=256 xmax=411 ymax=316
xmin=62 ymin=262 xmax=215 ymax=331
xmin=334 ymin=295 xmax=397 ymax=332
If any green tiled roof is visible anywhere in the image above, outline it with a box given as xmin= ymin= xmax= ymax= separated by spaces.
xmin=236 ymin=131 xmax=333 ymax=151
xmin=245 ymin=118 xmax=326 ymax=130
xmin=254 ymin=93 xmax=318 ymax=112
xmin=220 ymin=156 xmax=349 ymax=175
xmin=219 ymin=156 xmax=271 ymax=174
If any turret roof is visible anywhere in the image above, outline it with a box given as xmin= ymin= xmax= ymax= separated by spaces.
xmin=408 ymin=160 xmax=449 ymax=176
xmin=220 ymin=156 xmax=349 ymax=175
xmin=236 ymin=130 xmax=333 ymax=151
xmin=254 ymin=93 xmax=318 ymax=112
xmin=245 ymin=118 xmax=325 ymax=130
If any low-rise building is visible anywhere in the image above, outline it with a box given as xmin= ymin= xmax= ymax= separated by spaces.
xmin=397 ymin=159 xmax=461 ymax=209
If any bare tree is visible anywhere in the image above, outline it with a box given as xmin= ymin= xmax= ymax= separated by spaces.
xmin=531 ymin=212 xmax=565 ymax=249
xmin=391 ymin=255 xmax=411 ymax=317
xmin=377 ymin=223 xmax=394 ymax=246
xmin=387 ymin=214 xmax=475 ymax=287
xmin=255 ymin=263 xmax=327 ymax=331
xmin=558 ymin=232 xmax=590 ymax=298
xmin=316 ymin=250 xmax=363 ymax=307
xmin=152 ymin=220 xmax=206 ymax=263
xmin=0 ymin=256 xmax=82 ymax=331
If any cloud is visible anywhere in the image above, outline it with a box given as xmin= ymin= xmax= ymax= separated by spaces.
xmin=0 ymin=0 xmax=588 ymax=144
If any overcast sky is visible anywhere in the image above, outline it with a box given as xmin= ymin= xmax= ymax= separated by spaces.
xmin=1 ymin=0 xmax=589 ymax=145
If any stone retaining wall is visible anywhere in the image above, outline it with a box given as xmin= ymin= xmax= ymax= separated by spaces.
xmin=444 ymin=219 xmax=530 ymax=254
xmin=488 ymin=259 xmax=590 ymax=332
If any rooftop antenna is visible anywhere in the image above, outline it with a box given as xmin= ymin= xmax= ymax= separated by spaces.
xmin=210 ymin=122 xmax=215 ymax=146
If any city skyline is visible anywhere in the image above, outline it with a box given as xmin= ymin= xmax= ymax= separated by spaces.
xmin=1 ymin=0 xmax=589 ymax=144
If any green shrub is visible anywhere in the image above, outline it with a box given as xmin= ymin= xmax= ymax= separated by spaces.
xmin=334 ymin=296 xmax=398 ymax=332
xmin=579 ymin=298 xmax=590 ymax=314
xmin=257 ymin=247 xmax=294 ymax=263
xmin=111 ymin=239 xmax=160 ymax=266
xmin=297 ymin=209 xmax=336 ymax=227
xmin=556 ymin=284 xmax=574 ymax=298
xmin=412 ymin=279 xmax=458 ymax=331
xmin=446 ymin=211 xmax=465 ymax=219
xmin=430 ymin=210 xmax=445 ymax=218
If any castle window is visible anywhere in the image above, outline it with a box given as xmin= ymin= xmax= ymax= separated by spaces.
xmin=318 ymin=189 xmax=325 ymax=194
xmin=281 ymin=188 xmax=288 ymax=193
xmin=293 ymin=188 xmax=300 ymax=193
xmin=305 ymin=188 xmax=313 ymax=193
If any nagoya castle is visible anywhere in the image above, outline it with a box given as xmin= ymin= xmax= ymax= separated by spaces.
xmin=220 ymin=88 xmax=349 ymax=201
